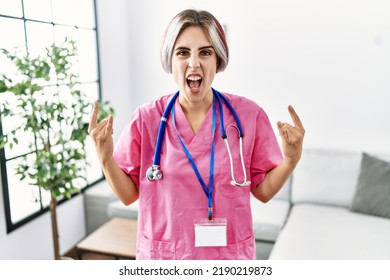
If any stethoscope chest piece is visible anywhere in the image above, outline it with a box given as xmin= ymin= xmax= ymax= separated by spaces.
xmin=146 ymin=165 xmax=163 ymax=181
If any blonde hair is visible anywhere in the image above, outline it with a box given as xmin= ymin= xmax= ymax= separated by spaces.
xmin=161 ymin=9 xmax=229 ymax=74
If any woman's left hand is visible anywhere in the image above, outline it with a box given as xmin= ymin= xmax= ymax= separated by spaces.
xmin=277 ymin=105 xmax=305 ymax=166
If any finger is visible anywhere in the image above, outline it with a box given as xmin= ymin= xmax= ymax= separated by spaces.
xmin=96 ymin=118 xmax=108 ymax=131
xmin=280 ymin=122 xmax=293 ymax=133
xmin=277 ymin=121 xmax=284 ymax=136
xmin=104 ymin=116 xmax=114 ymax=137
xmin=88 ymin=101 xmax=99 ymax=131
xmin=277 ymin=121 xmax=289 ymax=133
xmin=277 ymin=121 xmax=290 ymax=141
xmin=288 ymin=105 xmax=304 ymax=130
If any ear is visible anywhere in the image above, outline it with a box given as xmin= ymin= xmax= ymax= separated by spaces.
xmin=216 ymin=57 xmax=221 ymax=72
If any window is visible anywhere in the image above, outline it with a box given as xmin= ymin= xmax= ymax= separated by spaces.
xmin=0 ymin=0 xmax=102 ymax=233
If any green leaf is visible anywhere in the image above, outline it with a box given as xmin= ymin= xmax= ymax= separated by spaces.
xmin=1 ymin=39 xmax=114 ymax=201
xmin=0 ymin=79 xmax=7 ymax=93
xmin=0 ymin=134 xmax=8 ymax=148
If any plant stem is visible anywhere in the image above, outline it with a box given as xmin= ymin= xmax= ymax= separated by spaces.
xmin=49 ymin=195 xmax=60 ymax=260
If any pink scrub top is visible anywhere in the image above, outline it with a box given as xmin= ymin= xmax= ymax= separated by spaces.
xmin=113 ymin=92 xmax=283 ymax=260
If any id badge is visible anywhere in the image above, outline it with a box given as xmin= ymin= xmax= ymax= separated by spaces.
xmin=194 ymin=218 xmax=227 ymax=247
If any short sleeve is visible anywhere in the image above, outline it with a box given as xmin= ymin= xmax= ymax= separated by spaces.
xmin=250 ymin=108 xmax=283 ymax=187
xmin=113 ymin=108 xmax=142 ymax=186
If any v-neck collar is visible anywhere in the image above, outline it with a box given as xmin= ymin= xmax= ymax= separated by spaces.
xmin=170 ymin=97 xmax=214 ymax=149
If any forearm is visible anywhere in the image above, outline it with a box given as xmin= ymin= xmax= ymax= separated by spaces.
xmin=251 ymin=157 xmax=296 ymax=203
xmin=101 ymin=156 xmax=139 ymax=205
xmin=253 ymin=104 xmax=305 ymax=202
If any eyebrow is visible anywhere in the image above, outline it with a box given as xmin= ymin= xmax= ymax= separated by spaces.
xmin=174 ymin=45 xmax=214 ymax=51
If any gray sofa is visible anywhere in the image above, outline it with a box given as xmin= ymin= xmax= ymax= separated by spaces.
xmin=269 ymin=148 xmax=390 ymax=259
xmin=84 ymin=148 xmax=390 ymax=259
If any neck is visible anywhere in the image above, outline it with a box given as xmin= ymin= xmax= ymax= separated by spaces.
xmin=179 ymin=91 xmax=213 ymax=116
xmin=179 ymin=91 xmax=213 ymax=134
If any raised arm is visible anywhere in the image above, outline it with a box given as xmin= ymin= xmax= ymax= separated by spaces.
xmin=252 ymin=105 xmax=305 ymax=202
xmin=88 ymin=102 xmax=138 ymax=205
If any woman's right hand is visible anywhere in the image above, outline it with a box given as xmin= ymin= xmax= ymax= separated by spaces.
xmin=88 ymin=102 xmax=138 ymax=205
xmin=88 ymin=101 xmax=114 ymax=165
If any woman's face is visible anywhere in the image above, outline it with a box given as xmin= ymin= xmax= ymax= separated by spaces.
xmin=171 ymin=26 xmax=218 ymax=108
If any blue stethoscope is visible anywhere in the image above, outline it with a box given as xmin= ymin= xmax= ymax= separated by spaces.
xmin=146 ymin=88 xmax=251 ymax=187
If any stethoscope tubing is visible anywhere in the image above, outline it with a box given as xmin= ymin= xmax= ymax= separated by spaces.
xmin=152 ymin=91 xmax=179 ymax=166
xmin=147 ymin=88 xmax=250 ymax=186
xmin=213 ymin=88 xmax=244 ymax=138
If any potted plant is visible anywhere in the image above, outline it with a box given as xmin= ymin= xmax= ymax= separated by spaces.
xmin=0 ymin=39 xmax=113 ymax=260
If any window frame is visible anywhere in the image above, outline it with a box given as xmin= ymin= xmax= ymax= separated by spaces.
xmin=0 ymin=0 xmax=104 ymax=234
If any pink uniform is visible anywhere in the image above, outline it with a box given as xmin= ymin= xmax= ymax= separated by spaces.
xmin=113 ymin=92 xmax=283 ymax=259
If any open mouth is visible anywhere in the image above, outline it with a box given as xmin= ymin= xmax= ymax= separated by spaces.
xmin=186 ymin=75 xmax=202 ymax=90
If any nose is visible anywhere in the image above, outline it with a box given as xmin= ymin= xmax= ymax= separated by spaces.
xmin=188 ymin=55 xmax=200 ymax=70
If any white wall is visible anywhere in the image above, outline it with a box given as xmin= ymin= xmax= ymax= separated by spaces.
xmin=0 ymin=176 xmax=86 ymax=259
xmin=96 ymin=0 xmax=133 ymax=141
xmin=111 ymin=0 xmax=390 ymax=154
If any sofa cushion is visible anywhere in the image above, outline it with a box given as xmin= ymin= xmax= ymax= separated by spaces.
xmin=292 ymin=149 xmax=361 ymax=207
xmin=269 ymin=203 xmax=390 ymax=259
xmin=350 ymin=153 xmax=390 ymax=219
xmin=251 ymin=197 xmax=290 ymax=242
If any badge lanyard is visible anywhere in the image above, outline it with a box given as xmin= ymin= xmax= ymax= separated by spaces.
xmin=171 ymin=96 xmax=217 ymax=220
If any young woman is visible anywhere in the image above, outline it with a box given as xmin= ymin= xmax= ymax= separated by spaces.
xmin=88 ymin=9 xmax=305 ymax=259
